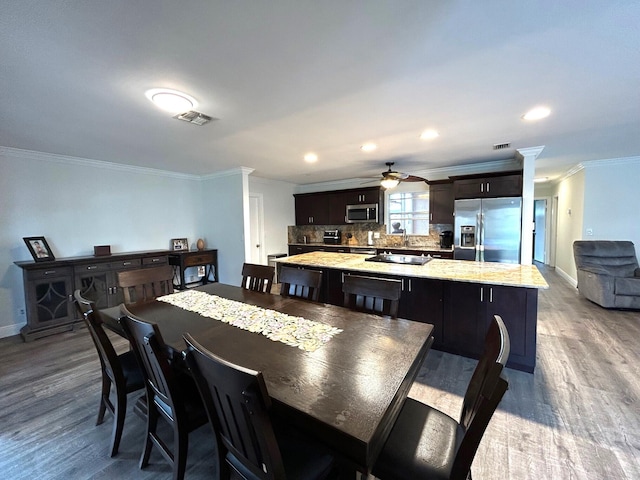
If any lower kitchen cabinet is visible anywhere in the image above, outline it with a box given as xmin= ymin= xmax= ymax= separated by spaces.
xmin=15 ymin=250 xmax=169 ymax=341
xmin=280 ymin=261 xmax=537 ymax=372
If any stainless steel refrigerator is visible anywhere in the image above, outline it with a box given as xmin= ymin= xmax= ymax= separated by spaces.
xmin=454 ymin=197 xmax=522 ymax=263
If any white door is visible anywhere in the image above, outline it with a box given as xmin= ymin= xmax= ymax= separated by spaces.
xmin=249 ymin=194 xmax=265 ymax=264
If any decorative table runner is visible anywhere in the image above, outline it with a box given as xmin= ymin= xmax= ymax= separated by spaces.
xmin=157 ymin=290 xmax=342 ymax=352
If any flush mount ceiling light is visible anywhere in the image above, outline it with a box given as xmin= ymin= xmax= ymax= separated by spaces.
xmin=145 ymin=88 xmax=197 ymax=113
xmin=304 ymin=152 xmax=318 ymax=163
xmin=420 ymin=129 xmax=439 ymax=140
xmin=361 ymin=143 xmax=377 ymax=152
xmin=380 ymin=177 xmax=400 ymax=189
xmin=522 ymin=106 xmax=551 ymax=121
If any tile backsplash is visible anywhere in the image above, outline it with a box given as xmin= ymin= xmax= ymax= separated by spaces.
xmin=288 ymin=223 xmax=453 ymax=249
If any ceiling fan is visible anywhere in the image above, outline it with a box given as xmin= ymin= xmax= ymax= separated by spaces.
xmin=379 ymin=162 xmax=428 ymax=189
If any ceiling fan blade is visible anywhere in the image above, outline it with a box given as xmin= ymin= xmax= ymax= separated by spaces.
xmin=401 ymin=175 xmax=428 ymax=182
xmin=386 ymin=171 xmax=409 ymax=180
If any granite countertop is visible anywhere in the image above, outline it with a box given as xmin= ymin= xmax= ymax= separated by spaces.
xmin=277 ymin=251 xmax=548 ymax=289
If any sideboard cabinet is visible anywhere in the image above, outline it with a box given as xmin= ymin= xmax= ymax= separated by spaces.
xmin=15 ymin=250 xmax=169 ymax=342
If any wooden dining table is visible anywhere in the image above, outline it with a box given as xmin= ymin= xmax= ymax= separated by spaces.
xmin=106 ymin=282 xmax=434 ymax=473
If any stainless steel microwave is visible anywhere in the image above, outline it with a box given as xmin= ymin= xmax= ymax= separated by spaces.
xmin=345 ymin=204 xmax=378 ymax=223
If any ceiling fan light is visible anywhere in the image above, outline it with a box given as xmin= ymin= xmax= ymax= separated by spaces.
xmin=381 ymin=178 xmax=399 ymax=189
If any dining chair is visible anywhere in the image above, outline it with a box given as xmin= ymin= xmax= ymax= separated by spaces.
xmin=120 ymin=306 xmax=209 ymax=480
xmin=116 ymin=265 xmax=174 ymax=304
xmin=73 ymin=290 xmax=145 ymax=457
xmin=278 ymin=266 xmax=323 ymax=302
xmin=342 ymin=274 xmax=402 ymax=318
xmin=372 ymin=315 xmax=510 ymax=480
xmin=183 ymin=333 xmax=337 ymax=480
xmin=241 ymin=262 xmax=276 ymax=294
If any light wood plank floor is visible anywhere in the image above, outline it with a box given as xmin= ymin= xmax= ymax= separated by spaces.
xmin=1 ymin=264 xmax=638 ymax=479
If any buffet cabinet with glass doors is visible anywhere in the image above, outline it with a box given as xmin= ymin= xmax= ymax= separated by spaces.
xmin=15 ymin=250 xmax=169 ymax=341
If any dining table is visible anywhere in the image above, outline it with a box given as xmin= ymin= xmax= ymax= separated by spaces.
xmin=104 ymin=282 xmax=434 ymax=474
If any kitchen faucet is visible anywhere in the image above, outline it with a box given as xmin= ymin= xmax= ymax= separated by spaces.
xmin=402 ymin=229 xmax=408 ymax=246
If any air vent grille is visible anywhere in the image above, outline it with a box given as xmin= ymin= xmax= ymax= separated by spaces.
xmin=174 ymin=110 xmax=217 ymax=126
xmin=493 ymin=142 xmax=511 ymax=150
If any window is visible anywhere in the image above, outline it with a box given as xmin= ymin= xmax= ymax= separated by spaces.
xmin=388 ymin=191 xmax=430 ymax=234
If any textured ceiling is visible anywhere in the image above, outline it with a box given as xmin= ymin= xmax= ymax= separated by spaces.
xmin=1 ymin=1 xmax=639 ymax=184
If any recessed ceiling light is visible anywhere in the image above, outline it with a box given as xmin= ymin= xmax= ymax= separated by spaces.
xmin=533 ymin=177 xmax=549 ymax=183
xmin=522 ymin=106 xmax=551 ymax=121
xmin=420 ymin=129 xmax=439 ymax=140
xmin=145 ymin=88 xmax=197 ymax=113
xmin=361 ymin=143 xmax=377 ymax=152
xmin=304 ymin=152 xmax=318 ymax=163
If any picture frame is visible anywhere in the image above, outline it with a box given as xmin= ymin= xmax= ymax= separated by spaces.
xmin=23 ymin=236 xmax=55 ymax=262
xmin=171 ymin=238 xmax=189 ymax=251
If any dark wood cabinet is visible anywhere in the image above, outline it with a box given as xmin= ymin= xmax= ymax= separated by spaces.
xmin=279 ymin=259 xmax=537 ymax=372
xmin=428 ymin=181 xmax=454 ymax=224
xmin=16 ymin=250 xmax=170 ymax=341
xmin=294 ymin=187 xmax=384 ymax=226
xmin=294 ymin=193 xmax=330 ymax=225
xmin=442 ymin=281 xmax=536 ymax=372
xmin=453 ymin=172 xmax=522 ymax=199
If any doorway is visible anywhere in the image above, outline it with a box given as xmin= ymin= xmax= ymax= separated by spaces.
xmin=249 ymin=193 xmax=265 ymax=264
xmin=533 ymin=199 xmax=547 ymax=263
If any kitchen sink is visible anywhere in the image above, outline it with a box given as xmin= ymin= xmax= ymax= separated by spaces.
xmin=364 ymin=254 xmax=432 ymax=265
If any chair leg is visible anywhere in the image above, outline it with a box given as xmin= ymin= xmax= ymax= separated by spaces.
xmin=173 ymin=423 xmax=189 ymax=480
xmin=109 ymin=388 xmax=128 ymax=457
xmin=140 ymin=402 xmax=158 ymax=469
xmin=96 ymin=374 xmax=111 ymax=426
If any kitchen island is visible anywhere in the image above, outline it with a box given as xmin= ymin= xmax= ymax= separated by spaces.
xmin=277 ymin=252 xmax=548 ymax=372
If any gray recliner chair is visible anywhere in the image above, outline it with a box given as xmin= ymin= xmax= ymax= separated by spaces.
xmin=573 ymin=241 xmax=640 ymax=309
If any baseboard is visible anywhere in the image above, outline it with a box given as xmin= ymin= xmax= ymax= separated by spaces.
xmin=555 ymin=267 xmax=578 ymax=288
xmin=0 ymin=323 xmax=23 ymax=339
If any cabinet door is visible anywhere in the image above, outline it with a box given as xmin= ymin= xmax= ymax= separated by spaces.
xmin=328 ymin=191 xmax=348 ymax=224
xmin=24 ymin=268 xmax=75 ymax=331
xmin=485 ymin=174 xmax=522 ymax=197
xmin=453 ymin=178 xmax=485 ymax=199
xmin=483 ymin=285 xmax=536 ymax=371
xmin=429 ymin=183 xmax=454 ymax=224
xmin=74 ymin=262 xmax=113 ymax=309
xmin=294 ymin=194 xmax=329 ymax=225
xmin=443 ymin=281 xmax=486 ymax=356
xmin=398 ymin=277 xmax=444 ymax=346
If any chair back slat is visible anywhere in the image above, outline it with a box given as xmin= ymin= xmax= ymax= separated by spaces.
xmin=184 ymin=333 xmax=286 ymax=480
xmin=241 ymin=263 xmax=275 ymax=294
xmin=74 ymin=290 xmax=123 ymax=384
xmin=342 ymin=275 xmax=402 ymax=318
xmin=120 ymin=309 xmax=174 ymax=406
xmin=278 ymin=266 xmax=322 ymax=302
xmin=117 ymin=265 xmax=174 ymax=304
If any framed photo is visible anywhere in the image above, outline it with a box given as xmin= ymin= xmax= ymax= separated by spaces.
xmin=23 ymin=236 xmax=55 ymax=262
xmin=171 ymin=238 xmax=189 ymax=251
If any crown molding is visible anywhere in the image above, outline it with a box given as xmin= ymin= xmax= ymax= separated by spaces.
xmin=0 ymin=146 xmax=200 ymax=180
xmin=200 ymin=166 xmax=254 ymax=181
xmin=558 ymin=155 xmax=640 ymax=182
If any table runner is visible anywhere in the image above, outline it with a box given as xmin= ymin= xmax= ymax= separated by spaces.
xmin=157 ymin=290 xmax=342 ymax=352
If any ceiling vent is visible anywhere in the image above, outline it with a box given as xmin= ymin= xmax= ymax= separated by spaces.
xmin=174 ymin=110 xmax=216 ymax=126
xmin=492 ymin=142 xmax=511 ymax=150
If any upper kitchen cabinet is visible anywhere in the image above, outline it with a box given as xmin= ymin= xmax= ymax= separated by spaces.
xmin=295 ymin=186 xmax=384 ymax=225
xmin=294 ymin=192 xmax=330 ymax=225
xmin=452 ymin=171 xmax=523 ymax=199
xmin=428 ymin=181 xmax=454 ymax=224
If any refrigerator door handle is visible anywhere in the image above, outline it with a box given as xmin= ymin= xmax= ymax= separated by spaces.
xmin=479 ymin=212 xmax=485 ymax=261
xmin=475 ymin=212 xmax=481 ymax=261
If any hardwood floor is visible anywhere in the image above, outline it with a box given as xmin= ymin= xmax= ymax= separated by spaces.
xmin=1 ymin=264 xmax=638 ymax=479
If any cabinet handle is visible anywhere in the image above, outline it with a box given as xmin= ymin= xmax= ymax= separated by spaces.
xmin=408 ymin=279 xmax=412 ymax=292
xmin=487 ymin=182 xmax=490 ymax=193
xmin=480 ymin=287 xmax=484 ymax=302
xmin=490 ymin=287 xmax=493 ymax=303
xmin=123 ymin=261 xmax=132 ymax=266
xmin=430 ymin=213 xmax=432 ymax=221
xmin=87 ymin=265 xmax=97 ymax=270
xmin=44 ymin=270 xmax=56 ymax=275
xmin=480 ymin=183 xmax=483 ymax=193
xmin=151 ymin=258 xmax=160 ymax=262
xmin=68 ymin=294 xmax=74 ymax=302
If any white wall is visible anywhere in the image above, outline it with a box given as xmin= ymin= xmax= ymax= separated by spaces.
xmin=582 ymin=158 xmax=640 ymax=247
xmin=198 ymin=169 xmax=248 ymax=287
xmin=0 ymin=148 xmax=201 ymax=337
xmin=248 ymin=176 xmax=296 ymax=258
xmin=554 ymin=168 xmax=585 ymax=281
